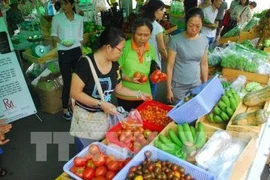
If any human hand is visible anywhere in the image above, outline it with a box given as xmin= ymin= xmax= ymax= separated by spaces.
xmin=101 ymin=102 xmax=118 ymax=115
xmin=139 ymin=92 xmax=152 ymax=101
xmin=167 ymin=90 xmax=174 ymax=104
xmin=0 ymin=119 xmax=12 ymax=145
xmin=0 ymin=132 xmax=10 ymax=145
xmin=0 ymin=120 xmax=12 ymax=134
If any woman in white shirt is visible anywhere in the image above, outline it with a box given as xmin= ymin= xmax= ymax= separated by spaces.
xmin=51 ymin=0 xmax=83 ymax=120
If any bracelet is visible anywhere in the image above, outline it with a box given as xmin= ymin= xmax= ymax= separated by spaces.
xmin=97 ymin=100 xmax=102 ymax=108
xmin=136 ymin=90 xmax=142 ymax=99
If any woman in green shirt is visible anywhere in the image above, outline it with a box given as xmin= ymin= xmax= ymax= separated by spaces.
xmin=116 ymin=17 xmax=157 ymax=111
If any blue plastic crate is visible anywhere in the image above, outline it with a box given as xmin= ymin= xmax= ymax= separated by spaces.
xmin=113 ymin=145 xmax=216 ymax=180
xmin=167 ymin=75 xmax=224 ymax=124
xmin=63 ymin=142 xmax=127 ymax=180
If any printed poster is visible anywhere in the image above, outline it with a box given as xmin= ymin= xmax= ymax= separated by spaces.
xmin=0 ymin=52 xmax=37 ymax=123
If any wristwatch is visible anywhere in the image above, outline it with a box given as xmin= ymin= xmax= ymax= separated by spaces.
xmin=97 ymin=100 xmax=102 ymax=108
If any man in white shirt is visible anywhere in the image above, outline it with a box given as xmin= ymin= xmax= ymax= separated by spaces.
xmin=201 ymin=0 xmax=222 ymax=48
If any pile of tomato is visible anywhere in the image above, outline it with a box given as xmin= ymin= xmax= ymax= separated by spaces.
xmin=70 ymin=144 xmax=131 ymax=180
xmin=150 ymin=70 xmax=167 ymax=83
xmin=139 ymin=106 xmax=172 ymax=127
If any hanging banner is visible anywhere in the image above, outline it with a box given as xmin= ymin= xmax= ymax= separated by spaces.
xmin=0 ymin=52 xmax=37 ymax=123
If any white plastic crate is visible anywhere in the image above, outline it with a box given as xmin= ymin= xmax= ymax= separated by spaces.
xmin=63 ymin=142 xmax=127 ymax=180
xmin=167 ymin=75 xmax=224 ymax=124
xmin=113 ymin=145 xmax=216 ymax=180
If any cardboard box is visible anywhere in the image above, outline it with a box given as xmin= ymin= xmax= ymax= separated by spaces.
xmin=37 ymin=73 xmax=63 ymax=114
xmin=238 ymin=31 xmax=259 ymax=43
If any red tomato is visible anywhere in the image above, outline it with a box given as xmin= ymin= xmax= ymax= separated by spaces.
xmin=86 ymin=159 xmax=96 ymax=169
xmin=106 ymin=171 xmax=116 ymax=180
xmin=150 ymin=74 xmax=160 ymax=83
xmin=139 ymin=75 xmax=148 ymax=83
xmin=70 ymin=166 xmax=85 ymax=178
xmin=83 ymin=167 xmax=95 ymax=180
xmin=159 ymin=73 xmax=167 ymax=81
xmin=152 ymin=69 xmax=162 ymax=76
xmin=124 ymin=157 xmax=132 ymax=166
xmin=93 ymin=176 xmax=106 ymax=180
xmin=88 ymin=144 xmax=100 ymax=155
xmin=117 ymin=160 xmax=125 ymax=169
xmin=95 ymin=166 xmax=107 ymax=177
xmin=105 ymin=155 xmax=116 ymax=166
xmin=133 ymin=72 xmax=141 ymax=79
xmin=93 ymin=153 xmax=106 ymax=167
xmin=107 ymin=161 xmax=120 ymax=172
xmin=74 ymin=157 xmax=87 ymax=167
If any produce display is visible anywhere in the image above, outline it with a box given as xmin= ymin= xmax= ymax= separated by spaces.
xmin=221 ymin=54 xmax=258 ymax=73
xmin=154 ymin=122 xmax=206 ymax=158
xmin=240 ymin=81 xmax=263 ymax=94
xmin=139 ymin=105 xmax=172 ymax=127
xmin=232 ymin=109 xmax=269 ymax=126
xmin=82 ymin=46 xmax=92 ymax=55
xmin=243 ymin=86 xmax=270 ymax=106
xmin=126 ymin=150 xmax=195 ymax=180
xmin=106 ymin=124 xmax=159 ymax=153
xmin=221 ymin=81 xmax=232 ymax=89
xmin=68 ymin=144 xmax=131 ymax=180
xmin=208 ymin=88 xmax=241 ymax=123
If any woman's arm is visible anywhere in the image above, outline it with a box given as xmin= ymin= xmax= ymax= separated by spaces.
xmin=166 ymin=49 xmax=177 ymax=103
xmin=115 ymin=82 xmax=151 ymax=100
xmin=156 ymin=32 xmax=168 ymax=60
xmin=200 ymin=50 xmax=208 ymax=83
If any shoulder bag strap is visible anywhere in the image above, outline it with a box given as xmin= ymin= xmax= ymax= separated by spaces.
xmin=84 ymin=55 xmax=105 ymax=102
xmin=240 ymin=7 xmax=247 ymax=18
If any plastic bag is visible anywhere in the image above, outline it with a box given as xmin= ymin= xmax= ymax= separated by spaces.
xmin=208 ymin=47 xmax=224 ymax=67
xmin=108 ymin=106 xmax=128 ymax=129
xmin=196 ymin=130 xmax=246 ymax=179
xmin=230 ymin=75 xmax=247 ymax=93
xmin=120 ymin=109 xmax=143 ymax=129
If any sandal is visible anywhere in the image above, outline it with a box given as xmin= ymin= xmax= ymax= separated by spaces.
xmin=0 ymin=168 xmax=7 ymax=177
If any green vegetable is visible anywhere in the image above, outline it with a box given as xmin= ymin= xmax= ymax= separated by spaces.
xmin=244 ymin=61 xmax=258 ymax=73
xmin=203 ymin=18 xmax=212 ymax=24
xmin=245 ymin=82 xmax=261 ymax=92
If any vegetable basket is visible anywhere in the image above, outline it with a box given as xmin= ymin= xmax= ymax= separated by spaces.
xmin=113 ymin=145 xmax=216 ymax=180
xmin=167 ymin=75 xmax=224 ymax=124
xmin=63 ymin=142 xmax=126 ymax=180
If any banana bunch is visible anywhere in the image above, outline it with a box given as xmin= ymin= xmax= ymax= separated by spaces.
xmin=208 ymin=88 xmax=241 ymax=123
xmin=154 ymin=122 xmax=206 ymax=158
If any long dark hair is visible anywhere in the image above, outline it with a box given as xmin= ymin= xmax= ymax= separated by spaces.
xmin=142 ymin=0 xmax=165 ymax=22
xmin=131 ymin=17 xmax=153 ymax=34
xmin=96 ymin=26 xmax=126 ymax=49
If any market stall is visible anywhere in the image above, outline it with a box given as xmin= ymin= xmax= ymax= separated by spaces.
xmin=2 ymin=1 xmax=270 ymax=179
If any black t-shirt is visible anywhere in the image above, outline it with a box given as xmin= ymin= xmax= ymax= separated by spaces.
xmin=74 ymin=54 xmax=122 ymax=112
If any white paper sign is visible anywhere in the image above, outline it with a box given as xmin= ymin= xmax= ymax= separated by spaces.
xmin=0 ymin=52 xmax=37 ymax=123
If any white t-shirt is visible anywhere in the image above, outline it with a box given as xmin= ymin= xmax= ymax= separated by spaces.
xmin=148 ymin=20 xmax=164 ymax=69
xmin=201 ymin=6 xmax=218 ymax=38
xmin=51 ymin=12 xmax=83 ymax=51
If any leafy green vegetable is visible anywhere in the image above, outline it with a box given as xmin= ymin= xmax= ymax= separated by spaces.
xmin=222 ymin=26 xmax=241 ymax=38
xmin=244 ymin=61 xmax=258 ymax=73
